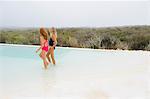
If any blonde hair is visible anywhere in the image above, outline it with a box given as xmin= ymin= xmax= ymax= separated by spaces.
xmin=49 ymin=27 xmax=57 ymax=38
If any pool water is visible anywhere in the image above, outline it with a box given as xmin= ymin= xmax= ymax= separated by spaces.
xmin=0 ymin=45 xmax=149 ymax=99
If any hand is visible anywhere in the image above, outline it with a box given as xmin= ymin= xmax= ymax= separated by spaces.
xmin=36 ymin=47 xmax=41 ymax=53
xmin=52 ymin=45 xmax=56 ymax=48
xmin=36 ymin=49 xmax=39 ymax=53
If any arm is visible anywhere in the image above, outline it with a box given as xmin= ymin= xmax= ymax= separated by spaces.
xmin=36 ymin=46 xmax=41 ymax=53
xmin=53 ymin=35 xmax=57 ymax=47
xmin=36 ymin=36 xmax=44 ymax=53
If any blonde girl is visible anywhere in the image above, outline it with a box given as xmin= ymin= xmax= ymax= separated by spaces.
xmin=46 ymin=27 xmax=57 ymax=65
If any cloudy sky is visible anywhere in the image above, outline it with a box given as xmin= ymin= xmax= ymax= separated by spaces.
xmin=0 ymin=0 xmax=149 ymax=27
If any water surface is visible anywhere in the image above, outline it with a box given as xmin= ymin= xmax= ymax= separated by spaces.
xmin=0 ymin=45 xmax=149 ymax=99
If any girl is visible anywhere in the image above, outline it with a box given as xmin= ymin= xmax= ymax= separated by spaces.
xmin=36 ymin=28 xmax=49 ymax=69
xmin=46 ymin=27 xmax=57 ymax=65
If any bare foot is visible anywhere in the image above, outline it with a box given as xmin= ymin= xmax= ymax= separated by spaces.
xmin=46 ymin=61 xmax=49 ymax=66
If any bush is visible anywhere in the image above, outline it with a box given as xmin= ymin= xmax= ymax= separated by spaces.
xmin=0 ymin=26 xmax=150 ymax=51
xmin=0 ymin=33 xmax=6 ymax=43
xmin=145 ymin=43 xmax=150 ymax=51
xmin=68 ymin=36 xmax=78 ymax=47
xmin=116 ymin=41 xmax=128 ymax=50
xmin=129 ymin=36 xmax=150 ymax=50
xmin=6 ymin=33 xmax=26 ymax=44
xmin=100 ymin=35 xmax=117 ymax=49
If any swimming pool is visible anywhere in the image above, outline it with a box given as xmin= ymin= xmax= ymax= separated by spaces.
xmin=0 ymin=44 xmax=149 ymax=99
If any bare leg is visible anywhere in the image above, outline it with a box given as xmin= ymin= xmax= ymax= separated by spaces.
xmin=46 ymin=48 xmax=51 ymax=63
xmin=43 ymin=59 xmax=48 ymax=69
xmin=50 ymin=47 xmax=56 ymax=65
xmin=41 ymin=50 xmax=49 ymax=69
xmin=39 ymin=52 xmax=42 ymax=59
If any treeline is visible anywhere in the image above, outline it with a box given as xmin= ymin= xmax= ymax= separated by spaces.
xmin=0 ymin=25 xmax=150 ymax=51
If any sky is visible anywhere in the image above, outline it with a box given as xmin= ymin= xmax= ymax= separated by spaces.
xmin=0 ymin=0 xmax=149 ymax=28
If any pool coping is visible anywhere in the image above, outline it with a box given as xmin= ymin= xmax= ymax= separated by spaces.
xmin=0 ymin=43 xmax=149 ymax=53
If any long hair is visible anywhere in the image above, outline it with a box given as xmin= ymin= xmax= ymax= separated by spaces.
xmin=40 ymin=28 xmax=48 ymax=40
xmin=51 ymin=27 xmax=57 ymax=38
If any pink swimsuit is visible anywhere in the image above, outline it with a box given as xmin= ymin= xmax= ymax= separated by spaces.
xmin=42 ymin=40 xmax=48 ymax=52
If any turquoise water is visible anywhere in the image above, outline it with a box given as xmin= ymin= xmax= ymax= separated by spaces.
xmin=0 ymin=45 xmax=70 ymax=60
xmin=0 ymin=45 xmax=72 ymax=99
xmin=0 ymin=45 xmax=149 ymax=99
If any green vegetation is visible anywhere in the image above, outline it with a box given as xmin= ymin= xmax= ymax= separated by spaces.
xmin=0 ymin=25 xmax=150 ymax=51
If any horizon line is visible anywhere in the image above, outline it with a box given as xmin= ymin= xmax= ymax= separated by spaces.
xmin=0 ymin=24 xmax=149 ymax=29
